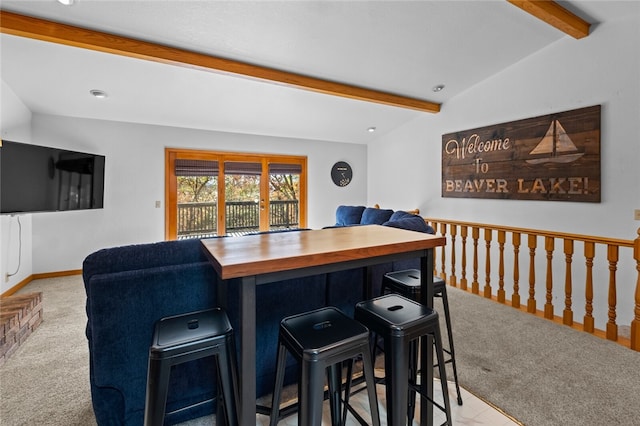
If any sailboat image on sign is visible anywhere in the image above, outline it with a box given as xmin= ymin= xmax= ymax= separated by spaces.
xmin=526 ymin=119 xmax=584 ymax=164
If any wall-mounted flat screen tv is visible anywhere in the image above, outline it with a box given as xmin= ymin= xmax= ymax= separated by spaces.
xmin=0 ymin=140 xmax=105 ymax=214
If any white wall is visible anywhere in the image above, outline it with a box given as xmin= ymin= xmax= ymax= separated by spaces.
xmin=1 ymin=80 xmax=32 ymax=140
xmin=369 ymin=11 xmax=639 ymax=238
xmin=1 ymin=80 xmax=34 ymax=294
xmin=22 ymin=114 xmax=367 ymax=276
xmin=367 ymin=11 xmax=640 ymax=325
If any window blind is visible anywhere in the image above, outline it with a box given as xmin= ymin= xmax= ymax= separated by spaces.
xmin=269 ymin=163 xmax=302 ymax=174
xmin=175 ymin=160 xmax=301 ymax=176
xmin=224 ymin=161 xmax=262 ymax=176
xmin=175 ymin=159 xmax=218 ymax=176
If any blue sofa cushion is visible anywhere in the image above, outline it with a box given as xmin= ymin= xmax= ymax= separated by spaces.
xmin=361 ymin=207 xmax=394 ymax=225
xmin=383 ymin=214 xmax=435 ymax=234
xmin=388 ymin=210 xmax=415 ymax=222
xmin=335 ymin=205 xmax=366 ymax=226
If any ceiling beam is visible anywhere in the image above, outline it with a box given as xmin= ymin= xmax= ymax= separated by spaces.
xmin=507 ymin=0 xmax=590 ymax=39
xmin=0 ymin=11 xmax=440 ymax=114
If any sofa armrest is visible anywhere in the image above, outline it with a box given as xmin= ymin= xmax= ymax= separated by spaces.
xmin=82 ymin=239 xmax=211 ymax=283
xmin=85 ymin=262 xmax=219 ymax=424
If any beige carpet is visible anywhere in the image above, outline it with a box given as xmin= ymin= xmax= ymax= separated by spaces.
xmin=0 ymin=277 xmax=96 ymax=426
xmin=447 ymin=286 xmax=640 ymax=426
xmin=1 ymin=275 xmax=639 ymax=425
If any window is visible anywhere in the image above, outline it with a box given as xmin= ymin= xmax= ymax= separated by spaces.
xmin=165 ymin=149 xmax=307 ymax=239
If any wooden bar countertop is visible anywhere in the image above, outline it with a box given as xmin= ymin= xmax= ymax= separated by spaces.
xmin=201 ymin=225 xmax=446 ymax=280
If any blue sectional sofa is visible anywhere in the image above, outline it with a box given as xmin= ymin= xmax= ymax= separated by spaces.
xmin=333 ymin=205 xmax=434 ymax=236
xmin=82 ymin=207 xmax=433 ymax=425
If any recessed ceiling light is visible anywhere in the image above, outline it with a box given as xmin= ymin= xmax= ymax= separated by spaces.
xmin=90 ymin=89 xmax=108 ymax=99
xmin=367 ymin=127 xmax=376 ymax=133
xmin=57 ymin=0 xmax=75 ymax=5
xmin=432 ymin=84 xmax=445 ymax=92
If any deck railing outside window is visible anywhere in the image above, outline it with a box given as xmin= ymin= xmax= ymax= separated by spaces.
xmin=178 ymin=200 xmax=299 ymax=238
xmin=424 ymin=218 xmax=640 ymax=351
xmin=178 ymin=202 xmax=217 ymax=238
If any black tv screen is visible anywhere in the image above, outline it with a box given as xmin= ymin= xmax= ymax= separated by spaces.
xmin=0 ymin=140 xmax=105 ymax=214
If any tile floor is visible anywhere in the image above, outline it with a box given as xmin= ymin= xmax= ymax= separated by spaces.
xmin=255 ymin=376 xmax=522 ymax=426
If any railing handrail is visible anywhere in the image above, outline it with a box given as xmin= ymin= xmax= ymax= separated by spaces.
xmin=424 ymin=217 xmax=634 ymax=248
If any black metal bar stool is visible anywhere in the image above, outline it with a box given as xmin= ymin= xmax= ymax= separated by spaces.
xmin=382 ymin=269 xmax=463 ymax=406
xmin=144 ymin=308 xmax=239 ymax=426
xmin=355 ymin=294 xmax=452 ymax=426
xmin=269 ymin=306 xmax=380 ymax=426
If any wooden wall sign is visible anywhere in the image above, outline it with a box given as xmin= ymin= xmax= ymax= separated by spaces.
xmin=442 ymin=105 xmax=601 ymax=202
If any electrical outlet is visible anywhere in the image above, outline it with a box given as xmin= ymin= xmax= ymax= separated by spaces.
xmin=4 ymin=273 xmax=9 ymax=283
xmin=155 ymin=200 xmax=161 ymax=208
xmin=635 ymin=209 xmax=640 ymax=221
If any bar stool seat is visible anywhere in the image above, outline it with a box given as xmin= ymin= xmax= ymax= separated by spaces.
xmin=269 ymin=306 xmax=380 ymax=426
xmin=382 ymin=269 xmax=463 ymax=406
xmin=355 ymin=294 xmax=452 ymax=426
xmin=144 ymin=308 xmax=239 ymax=426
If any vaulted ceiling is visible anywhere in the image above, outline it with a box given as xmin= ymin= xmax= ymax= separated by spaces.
xmin=0 ymin=1 xmax=623 ymax=144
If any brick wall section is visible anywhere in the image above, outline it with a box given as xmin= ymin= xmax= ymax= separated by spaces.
xmin=0 ymin=292 xmax=43 ymax=366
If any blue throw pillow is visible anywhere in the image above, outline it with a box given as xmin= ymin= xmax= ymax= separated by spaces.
xmin=335 ymin=205 xmax=366 ymax=226
xmin=361 ymin=207 xmax=394 ymax=225
xmin=383 ymin=215 xmax=435 ymax=234
xmin=388 ymin=210 xmax=414 ymax=221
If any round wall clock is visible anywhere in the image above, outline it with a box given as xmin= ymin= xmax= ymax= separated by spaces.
xmin=331 ymin=161 xmax=352 ymax=187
